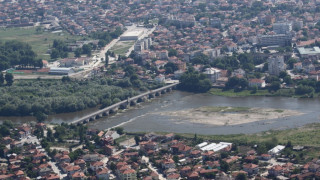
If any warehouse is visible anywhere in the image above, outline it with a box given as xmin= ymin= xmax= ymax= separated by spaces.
xmin=49 ymin=68 xmax=74 ymax=75
xmin=120 ymin=30 xmax=144 ymax=41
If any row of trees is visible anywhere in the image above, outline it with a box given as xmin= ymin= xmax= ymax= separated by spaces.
xmin=0 ymin=41 xmax=43 ymax=71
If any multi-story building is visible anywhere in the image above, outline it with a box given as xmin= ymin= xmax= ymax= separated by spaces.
xmin=134 ymin=37 xmax=152 ymax=52
xmin=203 ymin=68 xmax=221 ymax=83
xmin=257 ymin=34 xmax=292 ymax=47
xmin=273 ymin=22 xmax=292 ymax=34
xmin=268 ymin=56 xmax=286 ymax=76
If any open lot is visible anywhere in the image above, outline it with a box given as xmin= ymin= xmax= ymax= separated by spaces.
xmin=0 ymin=27 xmax=83 ymax=60
xmin=109 ymin=40 xmax=135 ymax=56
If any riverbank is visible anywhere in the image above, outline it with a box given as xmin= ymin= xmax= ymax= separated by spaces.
xmin=154 ymin=106 xmax=303 ymax=126
xmin=175 ymin=123 xmax=320 ymax=147
xmin=209 ymin=88 xmax=320 ymax=98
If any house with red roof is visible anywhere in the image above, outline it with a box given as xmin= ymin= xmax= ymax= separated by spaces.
xmin=243 ymin=163 xmax=259 ymax=175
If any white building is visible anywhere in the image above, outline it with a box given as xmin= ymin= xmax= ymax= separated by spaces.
xmin=120 ymin=30 xmax=144 ymax=41
xmin=297 ymin=47 xmax=320 ymax=60
xmin=249 ymin=79 xmax=266 ymax=88
xmin=257 ymin=34 xmax=292 ymax=47
xmin=196 ymin=142 xmax=208 ymax=149
xmin=203 ymin=68 xmax=221 ymax=83
xmin=273 ymin=22 xmax=292 ymax=34
xmin=268 ymin=56 xmax=286 ymax=76
xmin=200 ymin=142 xmax=232 ymax=152
xmin=268 ymin=145 xmax=285 ymax=156
xmin=49 ymin=68 xmax=74 ymax=75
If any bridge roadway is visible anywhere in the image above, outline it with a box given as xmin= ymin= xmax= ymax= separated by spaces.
xmin=70 ymin=82 xmax=179 ymax=125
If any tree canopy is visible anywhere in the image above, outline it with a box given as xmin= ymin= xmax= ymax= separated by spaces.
xmin=0 ymin=41 xmax=43 ymax=70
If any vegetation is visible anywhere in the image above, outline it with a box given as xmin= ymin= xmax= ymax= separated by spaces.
xmin=178 ymin=67 xmax=212 ymax=93
xmin=50 ymin=39 xmax=69 ymax=59
xmin=175 ymin=123 xmax=320 ymax=147
xmin=0 ymin=78 xmax=138 ymax=118
xmin=0 ymin=27 xmax=82 ymax=60
xmin=90 ymin=27 xmax=123 ymax=48
xmin=0 ymin=41 xmax=43 ymax=71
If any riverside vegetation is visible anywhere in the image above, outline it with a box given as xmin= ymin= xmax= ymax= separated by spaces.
xmin=0 ymin=77 xmax=163 ymax=121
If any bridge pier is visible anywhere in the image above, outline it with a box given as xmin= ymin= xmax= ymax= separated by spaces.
xmin=102 ymin=112 xmax=109 ymax=116
xmin=83 ymin=119 xmax=89 ymax=124
xmin=120 ymin=103 xmax=129 ymax=109
xmin=110 ymin=107 xmax=118 ymax=114
xmin=167 ymin=88 xmax=172 ymax=92
xmin=95 ymin=114 xmax=103 ymax=119
xmin=155 ymin=92 xmax=161 ymax=96
xmin=149 ymin=93 xmax=155 ymax=99
xmin=130 ymin=100 xmax=137 ymax=106
xmin=161 ymin=90 xmax=166 ymax=94
xmin=138 ymin=96 xmax=148 ymax=103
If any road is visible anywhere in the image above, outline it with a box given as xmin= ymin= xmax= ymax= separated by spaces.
xmin=18 ymin=135 xmax=67 ymax=179
xmin=124 ymin=26 xmax=156 ymax=57
xmin=69 ymin=24 xmax=139 ymax=79
xmin=142 ymin=156 xmax=166 ymax=180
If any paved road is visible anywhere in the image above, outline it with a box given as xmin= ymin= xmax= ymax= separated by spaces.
xmin=69 ymin=25 xmax=138 ymax=79
xmin=142 ymin=156 xmax=166 ymax=180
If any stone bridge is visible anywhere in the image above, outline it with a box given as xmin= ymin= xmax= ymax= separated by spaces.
xmin=69 ymin=82 xmax=179 ymax=125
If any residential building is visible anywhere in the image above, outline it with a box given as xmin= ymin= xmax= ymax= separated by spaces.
xmin=203 ymin=68 xmax=221 ymax=83
xmin=268 ymin=56 xmax=286 ymax=76
xmin=257 ymin=34 xmax=292 ymax=47
xmin=248 ymin=79 xmax=266 ymax=88
xmin=273 ymin=22 xmax=292 ymax=34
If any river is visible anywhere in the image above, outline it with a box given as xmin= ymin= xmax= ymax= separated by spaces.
xmin=1 ymin=91 xmax=320 ymax=135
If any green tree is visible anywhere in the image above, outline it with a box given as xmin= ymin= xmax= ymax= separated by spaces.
xmin=179 ymin=69 xmax=212 ymax=93
xmin=0 ymin=72 xmax=4 ymax=85
xmin=35 ymin=112 xmax=48 ymax=122
xmin=75 ymin=48 xmax=82 ymax=58
xmin=235 ymin=173 xmax=247 ymax=180
xmin=82 ymin=44 xmax=92 ymax=57
xmin=5 ymin=73 xmax=13 ymax=86
xmin=168 ymin=49 xmax=177 ymax=57
xmin=115 ymin=127 xmax=124 ymax=135
xmin=220 ymin=161 xmax=229 ymax=172
xmin=50 ymin=49 xmax=60 ymax=59
xmin=279 ymin=71 xmax=288 ymax=79
xmin=268 ymin=81 xmax=281 ymax=92
xmin=173 ymin=155 xmax=179 ymax=163
xmin=105 ymin=53 xmax=109 ymax=67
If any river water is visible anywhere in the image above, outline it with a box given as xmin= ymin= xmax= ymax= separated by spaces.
xmin=1 ymin=91 xmax=320 ymax=135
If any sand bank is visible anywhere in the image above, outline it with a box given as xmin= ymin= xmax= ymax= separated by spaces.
xmin=155 ymin=106 xmax=303 ymax=126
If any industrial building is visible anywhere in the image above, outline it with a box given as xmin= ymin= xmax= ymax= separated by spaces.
xmin=120 ymin=30 xmax=144 ymax=41
xmin=268 ymin=145 xmax=285 ymax=156
xmin=297 ymin=47 xmax=320 ymax=60
xmin=49 ymin=68 xmax=74 ymax=75
xmin=200 ymin=142 xmax=232 ymax=152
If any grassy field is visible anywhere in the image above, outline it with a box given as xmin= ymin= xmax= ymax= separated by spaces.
xmin=0 ymin=27 xmax=84 ymax=60
xmin=176 ymin=123 xmax=320 ymax=147
xmin=109 ymin=40 xmax=135 ymax=56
